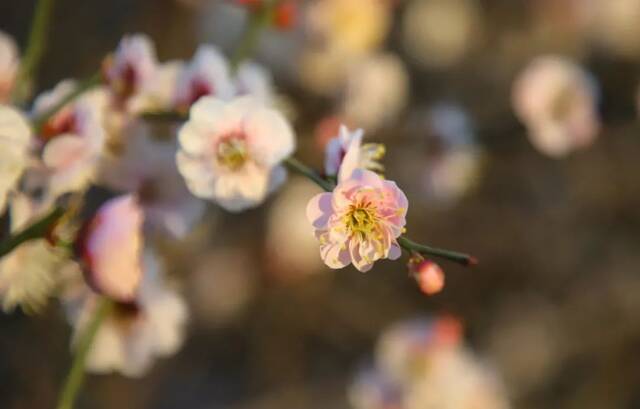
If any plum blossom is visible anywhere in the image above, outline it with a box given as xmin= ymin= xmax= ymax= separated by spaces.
xmin=104 ymin=34 xmax=158 ymax=112
xmin=174 ymin=45 xmax=234 ymax=111
xmin=0 ymin=31 xmax=19 ymax=103
xmin=98 ymin=123 xmax=205 ymax=238
xmin=409 ymin=258 xmax=445 ymax=295
xmin=512 ymin=55 xmax=600 ymax=157
xmin=66 ymin=250 xmax=187 ymax=377
xmin=0 ymin=105 xmax=33 ymax=213
xmin=350 ymin=317 xmax=511 ymax=409
xmin=0 ymin=194 xmax=64 ymax=313
xmin=306 ymin=169 xmax=407 ymax=272
xmin=176 ymin=96 xmax=295 ymax=212
xmin=324 ymin=125 xmax=384 ymax=182
xmin=75 ymin=195 xmax=144 ymax=302
xmin=32 ymin=80 xmax=108 ymax=197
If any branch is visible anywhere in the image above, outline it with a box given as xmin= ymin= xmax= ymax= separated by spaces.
xmin=12 ymin=0 xmax=57 ymax=104
xmin=230 ymin=0 xmax=281 ymax=72
xmin=0 ymin=205 xmax=65 ymax=259
xmin=56 ymin=297 xmax=113 ymax=409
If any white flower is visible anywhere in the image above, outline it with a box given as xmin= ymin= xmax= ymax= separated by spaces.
xmin=32 ymin=80 xmax=108 ymax=197
xmin=512 ymin=55 xmax=600 ymax=157
xmin=324 ymin=125 xmax=384 ymax=182
xmin=98 ymin=122 xmax=205 ymax=238
xmin=234 ymin=61 xmax=275 ymax=103
xmin=66 ymin=251 xmax=188 ymax=377
xmin=0 ymin=31 xmax=19 ymax=103
xmin=176 ymin=96 xmax=295 ymax=212
xmin=104 ymin=34 xmax=158 ymax=112
xmin=0 ymin=194 xmax=64 ymax=313
xmin=0 ymin=105 xmax=32 ymax=213
xmin=174 ymin=45 xmax=234 ymax=111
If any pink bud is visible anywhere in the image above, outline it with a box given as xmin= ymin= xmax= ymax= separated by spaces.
xmin=412 ymin=259 xmax=445 ymax=295
xmin=75 ymin=195 xmax=144 ymax=302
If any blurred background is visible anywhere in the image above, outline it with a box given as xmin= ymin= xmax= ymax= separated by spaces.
xmin=1 ymin=0 xmax=640 ymax=408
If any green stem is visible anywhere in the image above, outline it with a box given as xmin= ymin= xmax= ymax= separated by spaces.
xmin=12 ymin=0 xmax=57 ymax=104
xmin=56 ymin=298 xmax=113 ymax=409
xmin=397 ymin=236 xmax=476 ymax=267
xmin=284 ymin=157 xmax=335 ymax=192
xmin=0 ymin=205 xmax=65 ymax=259
xmin=229 ymin=0 xmax=279 ymax=72
xmin=32 ymin=72 xmax=102 ymax=133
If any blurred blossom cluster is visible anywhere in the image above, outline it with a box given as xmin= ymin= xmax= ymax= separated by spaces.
xmin=350 ymin=317 xmax=511 ymax=409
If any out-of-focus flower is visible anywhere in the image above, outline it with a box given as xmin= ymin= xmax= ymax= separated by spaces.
xmin=98 ymin=123 xmax=205 ymax=238
xmin=324 ymin=125 xmax=384 ymax=181
xmin=104 ymin=34 xmax=158 ymax=111
xmin=176 ymin=96 xmax=295 ymax=212
xmin=306 ymin=0 xmax=391 ymax=56
xmin=0 ymin=31 xmax=19 ymax=103
xmin=266 ymin=178 xmax=325 ymax=278
xmin=174 ymin=45 xmax=234 ymax=112
xmin=234 ymin=61 xmax=274 ymax=103
xmin=408 ymin=257 xmax=445 ymax=295
xmin=32 ymin=81 xmax=108 ymax=197
xmin=75 ymin=195 xmax=144 ymax=302
xmin=341 ymin=54 xmax=409 ymax=132
xmin=402 ymin=0 xmax=481 ymax=68
xmin=0 ymin=105 xmax=33 ymax=213
xmin=512 ymin=55 xmax=600 ymax=157
xmin=306 ymin=169 xmax=407 ymax=272
xmin=67 ymin=250 xmax=187 ymax=377
xmin=350 ymin=317 xmax=510 ymax=409
xmin=0 ymin=194 xmax=64 ymax=313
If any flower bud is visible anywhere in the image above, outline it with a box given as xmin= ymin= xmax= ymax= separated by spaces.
xmin=74 ymin=195 xmax=144 ymax=302
xmin=409 ymin=257 xmax=445 ymax=295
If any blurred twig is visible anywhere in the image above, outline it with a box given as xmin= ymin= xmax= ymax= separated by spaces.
xmin=229 ymin=0 xmax=281 ymax=72
xmin=12 ymin=0 xmax=57 ymax=104
xmin=0 ymin=205 xmax=65 ymax=259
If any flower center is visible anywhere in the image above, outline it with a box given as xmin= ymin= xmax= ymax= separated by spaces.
xmin=345 ymin=205 xmax=378 ymax=238
xmin=216 ymin=136 xmax=247 ymax=171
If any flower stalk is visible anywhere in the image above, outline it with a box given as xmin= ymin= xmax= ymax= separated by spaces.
xmin=56 ymin=297 xmax=113 ymax=409
xmin=0 ymin=205 xmax=65 ymax=259
xmin=12 ymin=0 xmax=57 ymax=104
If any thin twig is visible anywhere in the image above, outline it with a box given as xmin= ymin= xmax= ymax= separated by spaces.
xmin=0 ymin=205 xmax=65 ymax=259
xmin=55 ymin=298 xmax=113 ymax=409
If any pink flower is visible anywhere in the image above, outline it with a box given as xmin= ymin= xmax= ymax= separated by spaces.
xmin=0 ymin=31 xmax=19 ymax=103
xmin=306 ymin=169 xmax=407 ymax=272
xmin=409 ymin=258 xmax=445 ymax=295
xmin=174 ymin=45 xmax=234 ymax=111
xmin=104 ymin=34 xmax=158 ymax=109
xmin=75 ymin=195 xmax=144 ymax=302
xmin=512 ymin=55 xmax=600 ymax=157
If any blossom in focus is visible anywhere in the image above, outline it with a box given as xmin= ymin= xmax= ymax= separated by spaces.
xmin=104 ymin=34 xmax=158 ymax=110
xmin=324 ymin=125 xmax=384 ymax=182
xmin=32 ymin=80 xmax=108 ymax=197
xmin=66 ymin=251 xmax=187 ymax=377
xmin=306 ymin=169 xmax=407 ymax=272
xmin=75 ymin=195 xmax=144 ymax=302
xmin=174 ymin=45 xmax=234 ymax=111
xmin=98 ymin=123 xmax=205 ymax=238
xmin=341 ymin=53 xmax=409 ymax=131
xmin=176 ymin=96 xmax=295 ymax=212
xmin=512 ymin=55 xmax=600 ymax=157
xmin=0 ymin=31 xmax=19 ymax=102
xmin=0 ymin=105 xmax=33 ymax=213
xmin=0 ymin=194 xmax=63 ymax=313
